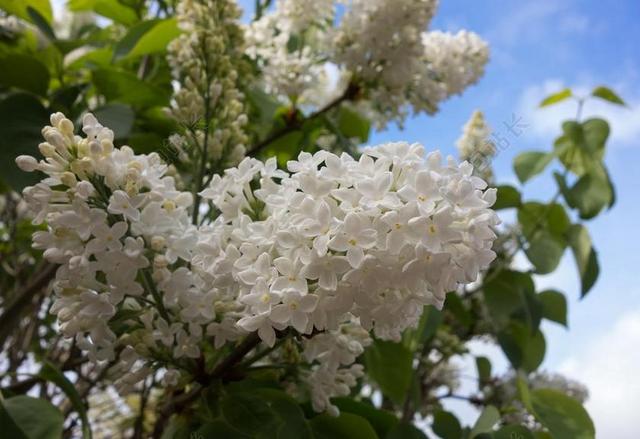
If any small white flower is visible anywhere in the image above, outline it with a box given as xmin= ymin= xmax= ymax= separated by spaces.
xmin=108 ymin=190 xmax=144 ymax=221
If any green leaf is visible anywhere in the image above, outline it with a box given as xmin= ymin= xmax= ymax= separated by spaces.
xmin=196 ymin=420 xmax=250 ymax=439
xmin=27 ymin=6 xmax=55 ymax=40
xmin=553 ymin=171 xmax=575 ymax=209
xmin=255 ymin=389 xmax=313 ymax=439
xmin=0 ymin=53 xmax=50 ymax=96
xmin=92 ymin=67 xmax=171 ymax=108
xmin=444 ymin=292 xmax=473 ymax=329
xmin=333 ymin=398 xmax=397 ymax=438
xmin=220 ymin=392 xmax=278 ymax=436
xmin=386 ymin=422 xmax=427 ymax=439
xmin=470 ymin=405 xmax=500 ymax=438
xmin=39 ymin=361 xmax=91 ymax=439
xmin=567 ymin=224 xmax=600 ymax=296
xmin=112 ymin=19 xmax=159 ymax=60
xmin=404 ymin=305 xmax=443 ymax=351
xmin=518 ymin=201 xmax=570 ymax=273
xmin=539 ymin=88 xmax=572 ymax=107
xmin=0 ymin=93 xmax=48 ymax=191
xmin=0 ymin=0 xmax=52 ymax=23
xmin=498 ymin=322 xmax=546 ymax=372
xmin=261 ymin=131 xmax=305 ymax=168
xmin=93 ymin=103 xmax=135 ymax=139
xmin=524 ymin=231 xmax=565 ymax=274
xmin=493 ymin=185 xmax=521 ymax=210
xmin=569 ymin=163 xmax=613 ymax=219
xmin=310 ymin=413 xmax=377 ymax=439
xmin=127 ymin=19 xmax=181 ymax=59
xmin=530 ymin=389 xmax=595 ymax=439
xmin=475 ymin=356 xmax=492 ymax=385
xmin=113 ymin=18 xmax=180 ymax=61
xmin=494 ymin=425 xmax=534 ymax=439
xmin=554 ymin=119 xmax=609 ymax=176
xmin=483 ymin=270 xmax=541 ymax=331
xmin=538 ymin=290 xmax=568 ymax=327
xmin=68 ymin=0 xmax=138 ymax=26
xmin=2 ymin=396 xmax=64 ymax=439
xmin=0 ymin=397 xmax=28 ymax=439
xmin=514 ymin=151 xmax=554 ymax=184
xmin=591 ymin=86 xmax=626 ymax=106
xmin=518 ymin=202 xmax=570 ymax=242
xmin=337 ymin=106 xmax=370 ymax=142
xmin=432 ymin=410 xmax=462 ymax=439
xmin=516 ymin=373 xmax=533 ymax=412
xmin=364 ymin=340 xmax=413 ymax=405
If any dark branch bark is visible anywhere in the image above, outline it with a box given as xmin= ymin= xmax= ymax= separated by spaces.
xmin=0 ymin=262 xmax=56 ymax=346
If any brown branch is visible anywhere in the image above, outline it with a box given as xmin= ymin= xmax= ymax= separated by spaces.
xmin=0 ymin=262 xmax=57 ymax=346
xmin=246 ymin=83 xmax=360 ymax=157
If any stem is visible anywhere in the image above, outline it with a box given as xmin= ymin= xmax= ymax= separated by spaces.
xmin=191 ymin=35 xmax=214 ymax=225
xmin=437 ymin=392 xmax=486 ymax=405
xmin=0 ymin=263 xmax=57 ymax=347
xmin=239 ymin=334 xmax=289 ymax=368
xmin=142 ymin=270 xmax=170 ymax=322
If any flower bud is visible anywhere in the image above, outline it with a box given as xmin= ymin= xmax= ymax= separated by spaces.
xmin=15 ymin=155 xmax=38 ymax=172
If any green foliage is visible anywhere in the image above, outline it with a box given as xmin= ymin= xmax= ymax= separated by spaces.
xmin=539 ymin=88 xmax=572 ymax=107
xmin=93 ymin=103 xmax=135 ymax=139
xmin=538 ymin=290 xmax=568 ymax=327
xmin=364 ymin=340 xmax=414 ymax=405
xmin=493 ymin=185 xmax=521 ymax=210
xmin=92 ymin=67 xmax=171 ymax=108
xmin=554 ymin=118 xmax=608 ymax=176
xmin=337 ymin=106 xmax=371 ymax=142
xmin=0 ymin=395 xmax=64 ymax=439
xmin=514 ymin=151 xmax=554 ymax=183
xmin=591 ymin=85 xmax=625 ymax=106
xmin=38 ymin=361 xmax=91 ymax=439
xmin=0 ymin=93 xmax=48 ymax=190
xmin=567 ymin=224 xmax=600 ymax=296
xmin=475 ymin=356 xmax=492 ymax=385
xmin=530 ymin=389 xmax=595 ymax=439
xmin=432 ymin=410 xmax=462 ymax=439
xmin=113 ymin=18 xmax=180 ymax=61
xmin=68 ymin=0 xmax=138 ymax=25
xmin=310 ymin=413 xmax=378 ymax=439
xmin=0 ymin=53 xmax=50 ymax=96
xmin=469 ymin=405 xmax=500 ymax=438
xmin=386 ymin=422 xmax=428 ymax=439
xmin=333 ymin=398 xmax=397 ymax=437
xmin=0 ymin=0 xmax=52 ymax=23
xmin=220 ymin=392 xmax=279 ymax=436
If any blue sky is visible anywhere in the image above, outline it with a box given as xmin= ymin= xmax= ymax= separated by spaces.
xmin=232 ymin=0 xmax=639 ymax=434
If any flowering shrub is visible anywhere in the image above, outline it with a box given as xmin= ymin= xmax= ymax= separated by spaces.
xmin=0 ymin=0 xmax=621 ymax=438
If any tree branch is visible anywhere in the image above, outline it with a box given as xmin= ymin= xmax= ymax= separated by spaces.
xmin=246 ymin=83 xmax=359 ymax=157
xmin=0 ymin=263 xmax=57 ymax=346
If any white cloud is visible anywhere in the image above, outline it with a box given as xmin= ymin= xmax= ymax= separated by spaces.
xmin=559 ymin=308 xmax=640 ymax=438
xmin=517 ymin=79 xmax=640 ymax=148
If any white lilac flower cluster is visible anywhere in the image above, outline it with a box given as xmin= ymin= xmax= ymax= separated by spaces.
xmin=244 ymin=0 xmax=335 ymax=103
xmin=167 ymin=0 xmax=249 ymax=167
xmin=16 ymin=113 xmax=199 ymax=391
xmin=456 ymin=110 xmax=496 ymax=182
xmin=245 ymin=0 xmax=489 ymax=127
xmin=198 ymin=141 xmax=499 ymax=344
xmin=17 ymin=113 xmax=498 ymax=412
